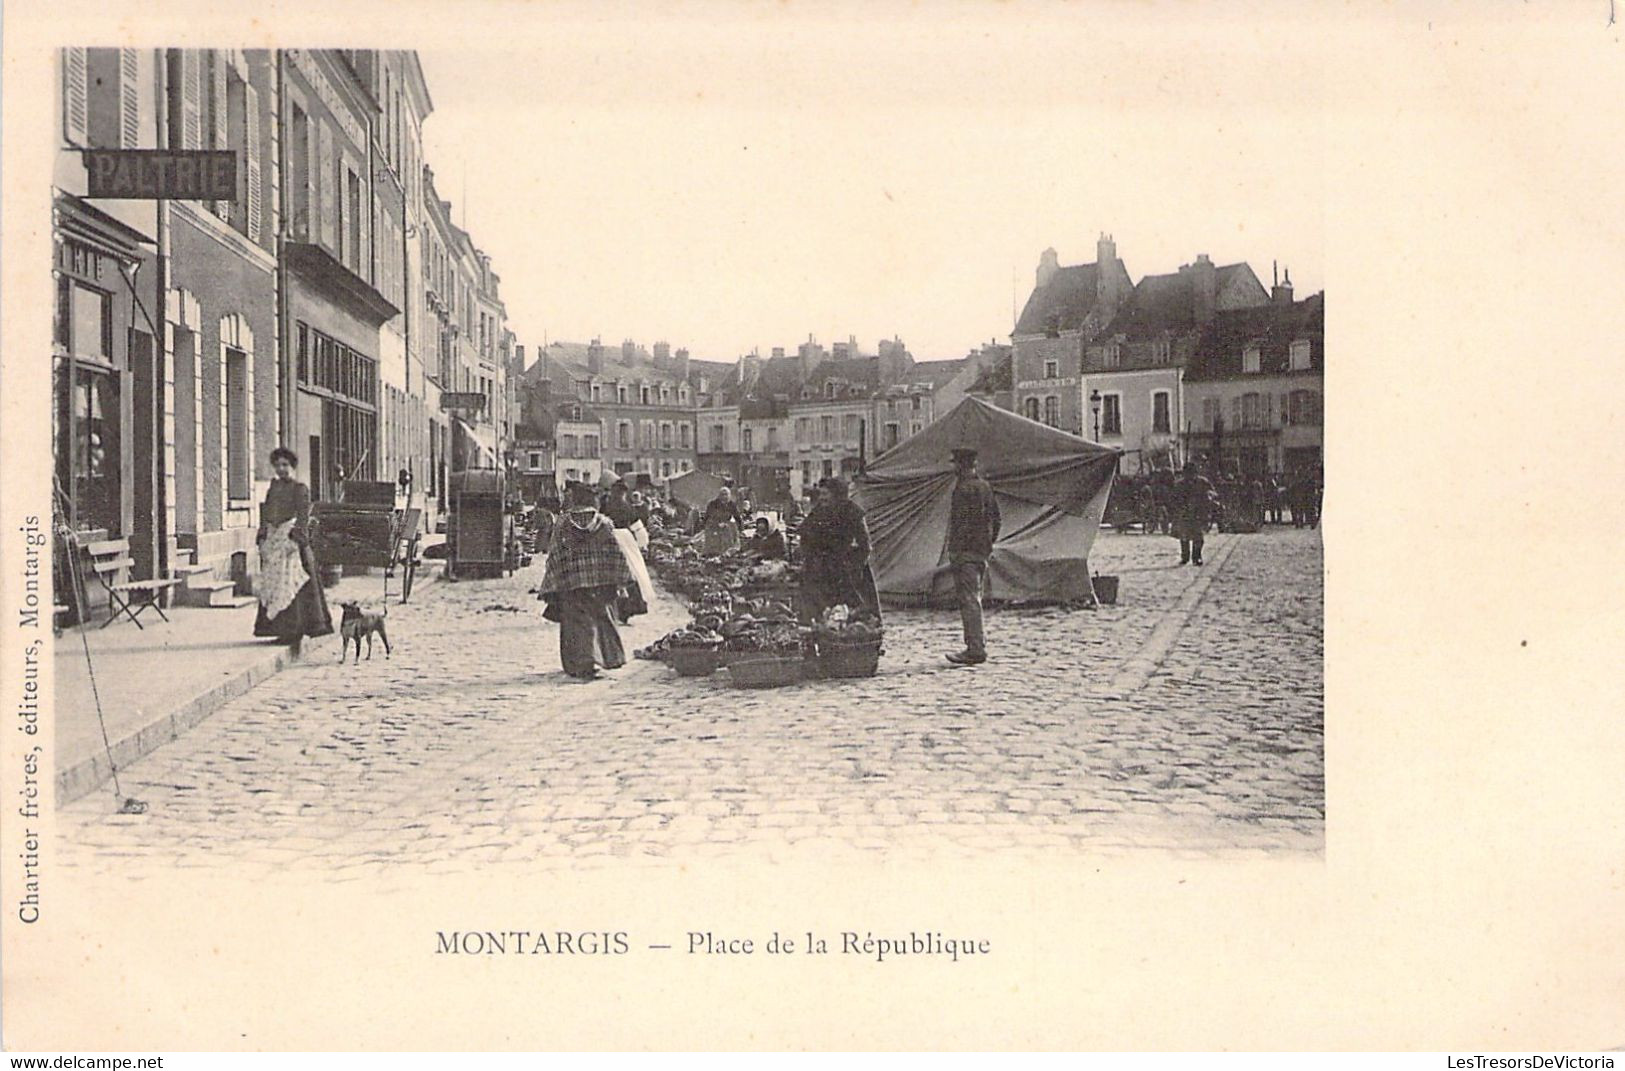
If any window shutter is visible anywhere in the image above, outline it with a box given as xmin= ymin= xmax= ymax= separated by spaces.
xmin=1229 ymin=395 xmax=1241 ymax=429
xmin=211 ymin=53 xmax=229 ymax=218
xmin=1278 ymin=392 xmax=1290 ymax=426
xmin=118 ymin=49 xmax=140 ymax=147
xmin=63 ymin=48 xmax=89 ymax=145
xmin=319 ymin=122 xmax=335 ymax=251
xmin=305 ymin=118 xmax=318 ymax=243
xmin=182 ymin=49 xmax=202 ymax=150
xmin=1263 ymin=393 xmax=1274 ymax=428
xmin=244 ymin=81 xmax=262 ymax=243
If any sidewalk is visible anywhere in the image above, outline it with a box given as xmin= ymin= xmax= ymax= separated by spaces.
xmin=54 ymin=564 xmax=444 ymax=805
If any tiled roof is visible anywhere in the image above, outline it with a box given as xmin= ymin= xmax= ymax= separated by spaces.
xmin=1187 ymin=292 xmax=1324 ymax=380
xmin=1014 ymin=264 xmax=1101 ymax=336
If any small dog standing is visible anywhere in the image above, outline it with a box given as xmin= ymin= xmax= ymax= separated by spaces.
xmin=339 ymin=601 xmax=391 ymax=663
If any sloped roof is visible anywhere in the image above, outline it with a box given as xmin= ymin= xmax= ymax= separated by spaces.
xmin=903 ymin=358 xmax=969 ymax=389
xmin=526 ymin=341 xmax=732 ymax=392
xmin=1014 ymin=264 xmax=1101 ymax=336
xmin=1100 ymin=264 xmax=1256 ymax=341
xmin=1187 ymin=292 xmax=1325 ymax=380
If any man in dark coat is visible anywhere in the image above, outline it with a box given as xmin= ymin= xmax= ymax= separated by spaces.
xmin=945 ymin=448 xmax=1002 ymax=666
xmin=1172 ymin=462 xmax=1219 ymax=565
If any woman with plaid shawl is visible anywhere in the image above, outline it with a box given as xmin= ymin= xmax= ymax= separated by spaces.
xmin=539 ymin=484 xmax=636 ymax=679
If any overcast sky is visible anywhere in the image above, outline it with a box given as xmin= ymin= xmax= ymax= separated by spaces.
xmin=418 ymin=4 xmax=1325 ymax=363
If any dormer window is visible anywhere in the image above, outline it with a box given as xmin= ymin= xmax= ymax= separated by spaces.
xmin=1289 ymin=339 xmax=1311 ymax=371
xmin=1103 ymin=343 xmax=1121 ymax=369
xmin=590 ymin=381 xmax=601 ymax=402
xmin=1152 ymin=337 xmax=1172 ymax=363
xmin=617 ymin=384 xmax=628 ymax=404
xmin=1242 ymin=343 xmax=1262 ymax=374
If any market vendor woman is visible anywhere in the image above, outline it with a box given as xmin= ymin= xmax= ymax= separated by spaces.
xmin=254 ymin=447 xmax=334 ymax=646
xmin=538 ymin=484 xmax=636 ymax=680
xmin=798 ymin=477 xmax=879 ymax=622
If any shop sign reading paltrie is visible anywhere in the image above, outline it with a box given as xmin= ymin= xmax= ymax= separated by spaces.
xmin=83 ymin=149 xmax=237 ymax=201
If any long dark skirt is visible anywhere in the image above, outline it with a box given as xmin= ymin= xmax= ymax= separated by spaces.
xmin=253 ymin=543 xmax=334 ymax=641
xmin=556 ymin=585 xmax=625 ymax=678
xmin=800 ymin=558 xmax=881 ymax=624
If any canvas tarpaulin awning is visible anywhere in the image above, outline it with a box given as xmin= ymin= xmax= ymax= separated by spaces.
xmin=667 ymin=468 xmax=726 ymax=512
xmin=851 ymin=396 xmax=1118 ymax=606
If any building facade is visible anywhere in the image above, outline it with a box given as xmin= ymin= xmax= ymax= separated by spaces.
xmin=1079 ymin=255 xmax=1268 ymax=472
xmin=1010 ymin=236 xmax=1133 ymax=437
xmin=1182 ymin=286 xmax=1325 ymax=479
xmin=51 ymin=47 xmax=520 ymax=622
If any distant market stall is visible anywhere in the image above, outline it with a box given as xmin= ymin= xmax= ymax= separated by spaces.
xmin=852 ymin=396 xmax=1118 ymax=606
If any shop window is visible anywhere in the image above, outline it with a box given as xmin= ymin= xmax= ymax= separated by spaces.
xmin=56 ymin=363 xmax=122 ymax=536
xmin=68 ymin=282 xmax=111 ymax=361
xmin=226 ymin=347 xmax=250 ymax=500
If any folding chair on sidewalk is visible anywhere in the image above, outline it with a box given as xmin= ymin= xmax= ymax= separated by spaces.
xmin=82 ymin=537 xmax=180 ymax=629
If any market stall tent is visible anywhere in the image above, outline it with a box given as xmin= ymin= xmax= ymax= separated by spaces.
xmin=852 ymin=396 xmax=1119 ymax=606
xmin=666 ymin=468 xmax=727 ymax=512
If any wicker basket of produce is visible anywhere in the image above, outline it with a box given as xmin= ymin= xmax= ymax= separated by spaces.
xmin=817 ymin=636 xmax=883 ymax=678
xmin=667 ymin=646 xmax=723 ymax=677
xmin=725 ymin=654 xmax=806 ymax=689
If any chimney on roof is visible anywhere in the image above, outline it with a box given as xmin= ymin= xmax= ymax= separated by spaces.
xmin=621 ymin=338 xmax=637 ymax=363
xmin=771 ymin=346 xmax=785 ymax=360
xmin=1272 ymin=267 xmax=1295 ymax=307
xmin=797 ymin=336 xmax=823 ymax=380
xmin=1036 ymin=247 xmax=1060 ymax=290
xmin=1182 ymin=253 xmax=1218 ymax=324
xmin=673 ymin=346 xmax=690 ymax=381
xmin=1096 ymin=232 xmax=1124 ymax=317
xmin=652 ymin=340 xmax=671 ymax=366
xmin=587 ymin=338 xmax=604 ymax=373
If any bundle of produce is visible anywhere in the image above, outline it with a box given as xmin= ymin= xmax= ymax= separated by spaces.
xmin=633 ymin=623 xmax=725 ymax=661
xmin=811 ymin=604 xmax=884 ymax=644
xmin=721 ymin=617 xmax=809 ymax=656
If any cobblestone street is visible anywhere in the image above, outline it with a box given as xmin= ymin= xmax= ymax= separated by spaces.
xmin=58 ymin=527 xmax=1323 ymax=877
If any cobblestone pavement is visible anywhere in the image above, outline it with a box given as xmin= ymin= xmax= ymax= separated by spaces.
xmin=58 ymin=527 xmax=1323 ymax=877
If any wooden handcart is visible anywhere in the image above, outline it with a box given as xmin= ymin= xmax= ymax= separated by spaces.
xmin=310 ymin=481 xmax=424 ymax=604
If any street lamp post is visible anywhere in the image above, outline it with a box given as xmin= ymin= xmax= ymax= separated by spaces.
xmin=1090 ymin=389 xmax=1102 ymax=442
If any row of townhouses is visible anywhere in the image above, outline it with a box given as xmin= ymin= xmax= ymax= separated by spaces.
xmin=1009 ymin=235 xmax=1325 ymax=479
xmin=51 ymin=48 xmax=519 ymax=612
xmin=511 ymin=333 xmax=1011 ymax=503
xmin=504 ymin=234 xmax=1322 ymax=505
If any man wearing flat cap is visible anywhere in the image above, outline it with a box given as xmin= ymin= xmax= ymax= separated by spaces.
xmin=945 ymin=447 xmax=1001 ymax=665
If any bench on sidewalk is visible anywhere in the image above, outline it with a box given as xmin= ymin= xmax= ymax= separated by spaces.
xmin=83 ymin=537 xmax=181 ymax=629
